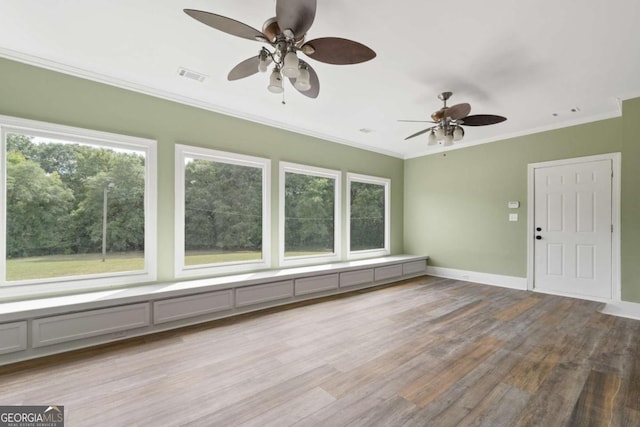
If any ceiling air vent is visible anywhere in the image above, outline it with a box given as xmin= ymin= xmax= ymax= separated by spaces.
xmin=177 ymin=67 xmax=207 ymax=83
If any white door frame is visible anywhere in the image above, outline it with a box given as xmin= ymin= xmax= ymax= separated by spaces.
xmin=526 ymin=152 xmax=621 ymax=302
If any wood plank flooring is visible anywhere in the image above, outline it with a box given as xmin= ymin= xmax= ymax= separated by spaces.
xmin=1 ymin=276 xmax=640 ymax=426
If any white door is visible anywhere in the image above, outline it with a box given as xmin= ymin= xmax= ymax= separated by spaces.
xmin=533 ymin=159 xmax=612 ymax=299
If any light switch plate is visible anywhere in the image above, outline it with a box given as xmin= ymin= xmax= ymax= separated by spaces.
xmin=509 ymin=213 xmax=518 ymax=222
xmin=508 ymin=201 xmax=520 ymax=209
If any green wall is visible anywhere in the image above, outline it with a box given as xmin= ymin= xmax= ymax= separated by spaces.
xmin=621 ymin=97 xmax=640 ymax=301
xmin=0 ymin=57 xmax=404 ymax=282
xmin=405 ymin=99 xmax=640 ymax=302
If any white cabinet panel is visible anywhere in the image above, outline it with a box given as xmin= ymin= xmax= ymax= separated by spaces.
xmin=0 ymin=321 xmax=27 ymax=355
xmin=295 ymin=274 xmax=339 ymax=296
xmin=32 ymin=303 xmax=150 ymax=348
xmin=154 ymin=290 xmax=233 ymax=324
xmin=403 ymin=260 xmax=426 ymax=275
xmin=374 ymin=264 xmax=403 ymax=281
xmin=340 ymin=269 xmax=374 ymax=288
xmin=236 ymin=281 xmax=294 ymax=307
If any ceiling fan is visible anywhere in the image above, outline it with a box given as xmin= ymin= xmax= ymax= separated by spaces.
xmin=183 ymin=0 xmax=376 ymax=98
xmin=400 ymin=92 xmax=507 ymax=146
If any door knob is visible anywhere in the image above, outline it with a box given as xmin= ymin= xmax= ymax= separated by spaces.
xmin=536 ymin=235 xmax=542 ymax=240
xmin=536 ymin=227 xmax=542 ymax=232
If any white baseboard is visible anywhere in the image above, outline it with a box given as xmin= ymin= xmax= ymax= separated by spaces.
xmin=600 ymin=301 xmax=640 ymax=320
xmin=425 ymin=266 xmax=527 ymax=291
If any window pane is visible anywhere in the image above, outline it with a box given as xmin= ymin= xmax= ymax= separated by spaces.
xmin=284 ymin=172 xmax=335 ymax=256
xmin=184 ymin=158 xmax=263 ymax=266
xmin=5 ymin=132 xmax=145 ymax=281
xmin=350 ymin=181 xmax=385 ymax=251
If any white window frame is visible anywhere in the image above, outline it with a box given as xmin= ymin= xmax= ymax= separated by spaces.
xmin=175 ymin=144 xmax=271 ymax=277
xmin=279 ymin=161 xmax=341 ymax=267
xmin=0 ymin=114 xmax=157 ymax=300
xmin=346 ymin=173 xmax=390 ymax=259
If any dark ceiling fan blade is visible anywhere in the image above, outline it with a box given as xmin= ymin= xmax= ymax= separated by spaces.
xmin=447 ymin=103 xmax=471 ymax=120
xmin=398 ymin=120 xmax=437 ymax=123
xmin=184 ymin=9 xmax=269 ymax=43
xmin=461 ymin=114 xmax=507 ymax=126
xmin=276 ymin=0 xmax=317 ymax=39
xmin=404 ymin=128 xmax=433 ymax=141
xmin=289 ymin=62 xmax=320 ymax=98
xmin=301 ymin=38 xmax=376 ymax=65
xmin=227 ymin=56 xmax=261 ymax=81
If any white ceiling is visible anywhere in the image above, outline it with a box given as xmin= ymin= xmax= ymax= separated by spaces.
xmin=1 ymin=0 xmax=639 ymax=159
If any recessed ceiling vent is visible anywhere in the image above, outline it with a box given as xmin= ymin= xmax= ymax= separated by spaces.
xmin=177 ymin=67 xmax=208 ymax=83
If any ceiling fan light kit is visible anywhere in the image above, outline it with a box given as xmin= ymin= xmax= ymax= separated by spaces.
xmin=282 ymin=50 xmax=300 ymax=78
xmin=293 ymin=66 xmax=312 ymax=91
xmin=268 ymin=67 xmax=284 ymax=93
xmin=401 ymin=92 xmax=507 ymax=147
xmin=258 ymin=50 xmax=270 ymax=73
xmin=184 ymin=0 xmax=376 ymax=99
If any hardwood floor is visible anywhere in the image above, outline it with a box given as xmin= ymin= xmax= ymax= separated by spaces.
xmin=1 ymin=276 xmax=639 ymax=426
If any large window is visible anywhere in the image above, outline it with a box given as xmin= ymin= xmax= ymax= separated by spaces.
xmin=347 ymin=173 xmax=390 ymax=258
xmin=175 ymin=145 xmax=270 ymax=277
xmin=279 ymin=162 xmax=341 ymax=266
xmin=0 ymin=116 xmax=157 ymax=297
